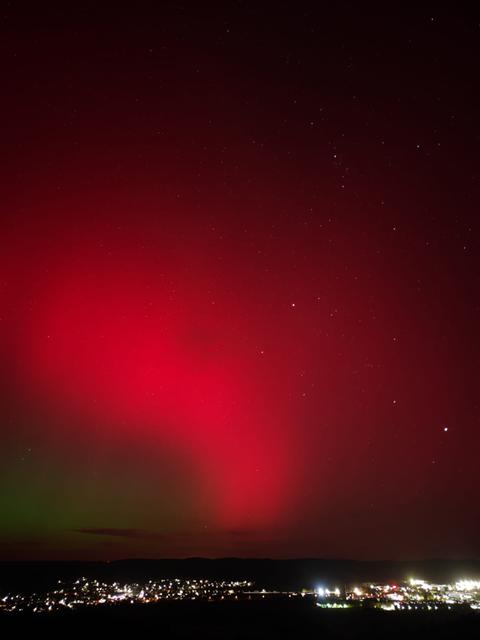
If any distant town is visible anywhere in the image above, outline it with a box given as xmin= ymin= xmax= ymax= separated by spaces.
xmin=314 ymin=578 xmax=480 ymax=611
xmin=1 ymin=576 xmax=480 ymax=615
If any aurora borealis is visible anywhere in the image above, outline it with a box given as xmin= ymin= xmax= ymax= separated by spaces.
xmin=1 ymin=4 xmax=479 ymax=560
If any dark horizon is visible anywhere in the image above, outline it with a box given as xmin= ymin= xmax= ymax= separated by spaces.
xmin=2 ymin=556 xmax=480 ymax=592
xmin=2 ymin=555 xmax=480 ymax=563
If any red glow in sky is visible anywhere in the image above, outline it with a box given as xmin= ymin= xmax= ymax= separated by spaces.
xmin=1 ymin=3 xmax=478 ymax=560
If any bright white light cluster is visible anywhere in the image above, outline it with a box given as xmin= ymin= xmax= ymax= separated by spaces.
xmin=316 ymin=587 xmax=340 ymax=597
xmin=314 ymin=577 xmax=480 ymax=612
xmin=455 ymin=580 xmax=480 ymax=591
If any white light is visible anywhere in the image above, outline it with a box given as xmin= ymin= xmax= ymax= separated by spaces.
xmin=455 ymin=580 xmax=480 ymax=591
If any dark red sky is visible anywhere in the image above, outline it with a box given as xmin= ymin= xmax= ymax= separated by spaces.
xmin=1 ymin=2 xmax=479 ymax=560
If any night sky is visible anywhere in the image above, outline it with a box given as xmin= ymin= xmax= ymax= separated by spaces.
xmin=1 ymin=3 xmax=479 ymax=561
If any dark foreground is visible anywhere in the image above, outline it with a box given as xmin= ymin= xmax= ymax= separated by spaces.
xmin=2 ymin=600 xmax=478 ymax=638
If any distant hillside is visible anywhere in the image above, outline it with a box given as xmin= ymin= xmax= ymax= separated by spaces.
xmin=1 ymin=557 xmax=480 ymax=595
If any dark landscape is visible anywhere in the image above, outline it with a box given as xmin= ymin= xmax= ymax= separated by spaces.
xmin=1 ymin=2 xmax=479 ymax=637
xmin=2 ymin=558 xmax=480 ymax=594
xmin=2 ymin=559 xmax=480 ymax=637
xmin=2 ymin=600 xmax=479 ymax=639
